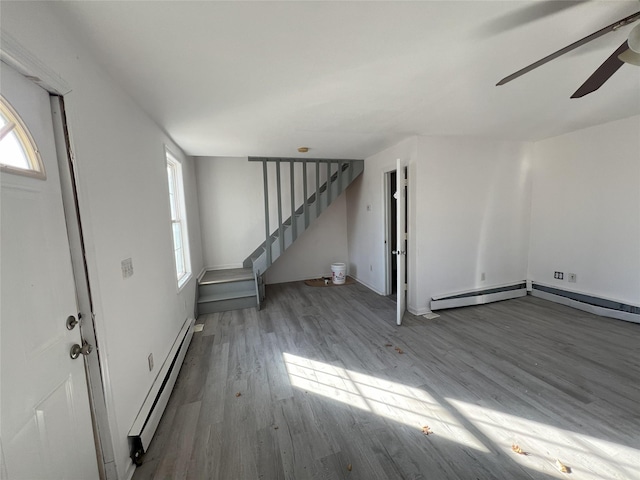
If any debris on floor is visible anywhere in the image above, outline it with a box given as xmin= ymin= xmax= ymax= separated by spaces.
xmin=235 ymin=392 xmax=242 ymax=397
xmin=422 ymin=425 xmax=433 ymax=435
xmin=556 ymin=459 xmax=571 ymax=473
xmin=347 ymin=463 xmax=352 ymax=471
xmin=384 ymin=343 xmax=393 ymax=347
xmin=304 ymin=276 xmax=356 ymax=287
xmin=511 ymin=444 xmax=526 ymax=455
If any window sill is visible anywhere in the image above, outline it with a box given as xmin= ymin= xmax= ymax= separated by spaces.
xmin=177 ymin=272 xmax=192 ymax=292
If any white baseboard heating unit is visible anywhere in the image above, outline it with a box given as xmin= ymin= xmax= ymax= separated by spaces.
xmin=431 ymin=282 xmax=527 ymax=310
xmin=128 ymin=317 xmax=195 ymax=466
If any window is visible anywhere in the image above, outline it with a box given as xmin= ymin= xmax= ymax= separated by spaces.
xmin=0 ymin=95 xmax=46 ymax=179
xmin=166 ymin=149 xmax=191 ymax=288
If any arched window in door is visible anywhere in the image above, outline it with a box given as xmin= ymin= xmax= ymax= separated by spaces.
xmin=0 ymin=95 xmax=46 ymax=179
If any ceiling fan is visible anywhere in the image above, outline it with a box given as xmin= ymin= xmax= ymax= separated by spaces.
xmin=497 ymin=9 xmax=640 ymax=98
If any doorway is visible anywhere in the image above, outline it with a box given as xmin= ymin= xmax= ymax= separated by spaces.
xmin=385 ymin=166 xmax=408 ymax=300
xmin=386 ymin=170 xmax=398 ymax=297
xmin=1 ymin=43 xmax=115 ymax=477
xmin=1 ymin=61 xmax=101 ymax=479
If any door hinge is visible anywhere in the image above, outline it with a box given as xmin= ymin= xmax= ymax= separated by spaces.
xmin=403 ymin=178 xmax=408 ymax=187
xmin=403 ymin=232 xmax=408 ymax=241
xmin=404 ymin=283 xmax=408 ymax=291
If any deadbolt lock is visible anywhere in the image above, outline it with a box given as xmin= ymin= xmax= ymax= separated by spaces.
xmin=66 ymin=315 xmax=78 ymax=330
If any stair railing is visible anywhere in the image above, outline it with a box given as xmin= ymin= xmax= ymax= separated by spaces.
xmin=248 ymin=157 xmax=360 ymax=272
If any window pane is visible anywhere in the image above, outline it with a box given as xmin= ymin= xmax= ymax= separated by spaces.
xmin=175 ymin=246 xmax=185 ymax=277
xmin=0 ymin=96 xmax=45 ymax=177
xmin=166 ymin=149 xmax=190 ymax=287
xmin=169 ymin=191 xmax=178 ymax=220
xmin=172 ymin=222 xmax=183 ymax=251
xmin=172 ymin=220 xmax=186 ymax=276
xmin=167 ymin=166 xmax=178 ymax=220
xmin=0 ymin=130 xmax=30 ymax=169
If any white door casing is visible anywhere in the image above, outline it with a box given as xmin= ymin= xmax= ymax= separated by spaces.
xmin=0 ymin=63 xmax=99 ymax=479
xmin=395 ymin=158 xmax=406 ymax=326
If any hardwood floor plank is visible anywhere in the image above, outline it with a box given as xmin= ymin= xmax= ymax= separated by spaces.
xmin=255 ymin=424 xmax=285 ymax=480
xmin=152 ymin=401 xmax=201 ymax=480
xmin=263 ymin=332 xmax=294 ymax=402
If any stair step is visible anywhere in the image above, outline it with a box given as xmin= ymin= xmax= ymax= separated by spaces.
xmin=199 ymin=267 xmax=253 ymax=285
xmin=199 ymin=279 xmax=255 ymax=297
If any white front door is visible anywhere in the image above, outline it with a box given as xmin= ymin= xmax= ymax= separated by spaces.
xmin=395 ymin=158 xmax=406 ymax=326
xmin=0 ymin=63 xmax=99 ymax=479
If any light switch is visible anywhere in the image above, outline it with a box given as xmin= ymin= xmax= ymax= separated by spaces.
xmin=121 ymin=258 xmax=134 ymax=279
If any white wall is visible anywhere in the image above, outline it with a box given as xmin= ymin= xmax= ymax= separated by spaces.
xmin=347 ymin=136 xmax=532 ymax=315
xmin=414 ymin=137 xmax=533 ymax=313
xmin=528 ymin=115 xmax=640 ymax=306
xmin=265 ymin=193 xmax=349 ymax=283
xmin=346 ymin=137 xmax=418 ymax=295
xmin=196 ymin=157 xmax=264 ymax=269
xmin=196 ymin=156 xmax=346 ymax=283
xmin=1 ymin=4 xmax=203 ymax=480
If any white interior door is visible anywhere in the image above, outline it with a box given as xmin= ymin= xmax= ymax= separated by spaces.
xmin=1 ymin=63 xmax=99 ymax=479
xmin=395 ymin=158 xmax=406 ymax=326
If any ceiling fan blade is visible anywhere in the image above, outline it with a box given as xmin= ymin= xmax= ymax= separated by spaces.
xmin=571 ymin=41 xmax=629 ymax=98
xmin=497 ymin=10 xmax=640 ymax=86
xmin=618 ymin=48 xmax=640 ymax=66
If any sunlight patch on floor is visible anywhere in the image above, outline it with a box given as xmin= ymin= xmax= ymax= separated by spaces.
xmin=447 ymin=399 xmax=640 ymax=480
xmin=283 ymin=352 xmax=490 ymax=453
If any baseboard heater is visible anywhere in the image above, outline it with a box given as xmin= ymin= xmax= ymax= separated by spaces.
xmin=531 ymin=283 xmax=640 ymax=324
xmin=128 ymin=317 xmax=195 ymax=465
xmin=431 ymin=282 xmax=527 ymax=311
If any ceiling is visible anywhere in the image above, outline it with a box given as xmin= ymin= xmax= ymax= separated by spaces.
xmin=53 ymin=1 xmax=640 ymax=159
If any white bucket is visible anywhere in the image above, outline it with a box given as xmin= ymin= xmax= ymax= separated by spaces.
xmin=331 ymin=263 xmax=347 ymax=285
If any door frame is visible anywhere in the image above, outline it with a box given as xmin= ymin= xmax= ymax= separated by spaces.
xmin=1 ymin=31 xmax=115 ymax=480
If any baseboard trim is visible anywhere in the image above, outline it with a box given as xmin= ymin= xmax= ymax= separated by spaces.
xmin=350 ymin=276 xmax=386 ymax=296
xmin=196 ymin=267 xmax=207 ymax=283
xmin=408 ymin=305 xmax=431 ymax=316
xmin=531 ymin=283 xmax=639 ymax=324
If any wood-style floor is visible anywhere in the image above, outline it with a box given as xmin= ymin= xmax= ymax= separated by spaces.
xmin=133 ymin=281 xmax=640 ymax=480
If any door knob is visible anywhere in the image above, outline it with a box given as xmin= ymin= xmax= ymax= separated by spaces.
xmin=70 ymin=341 xmax=93 ymax=359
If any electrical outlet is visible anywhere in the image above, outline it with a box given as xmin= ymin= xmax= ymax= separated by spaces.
xmin=568 ymin=273 xmax=577 ymax=283
xmin=148 ymin=353 xmax=154 ymax=371
xmin=370 ymin=264 xmax=373 ymax=271
xmin=481 ymin=272 xmax=486 ymax=281
xmin=554 ymin=271 xmax=564 ymax=280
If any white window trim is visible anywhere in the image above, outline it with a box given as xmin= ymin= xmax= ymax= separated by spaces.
xmin=165 ymin=147 xmax=192 ymax=291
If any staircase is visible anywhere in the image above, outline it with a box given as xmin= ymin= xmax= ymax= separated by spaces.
xmin=197 ymin=157 xmax=364 ymax=314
